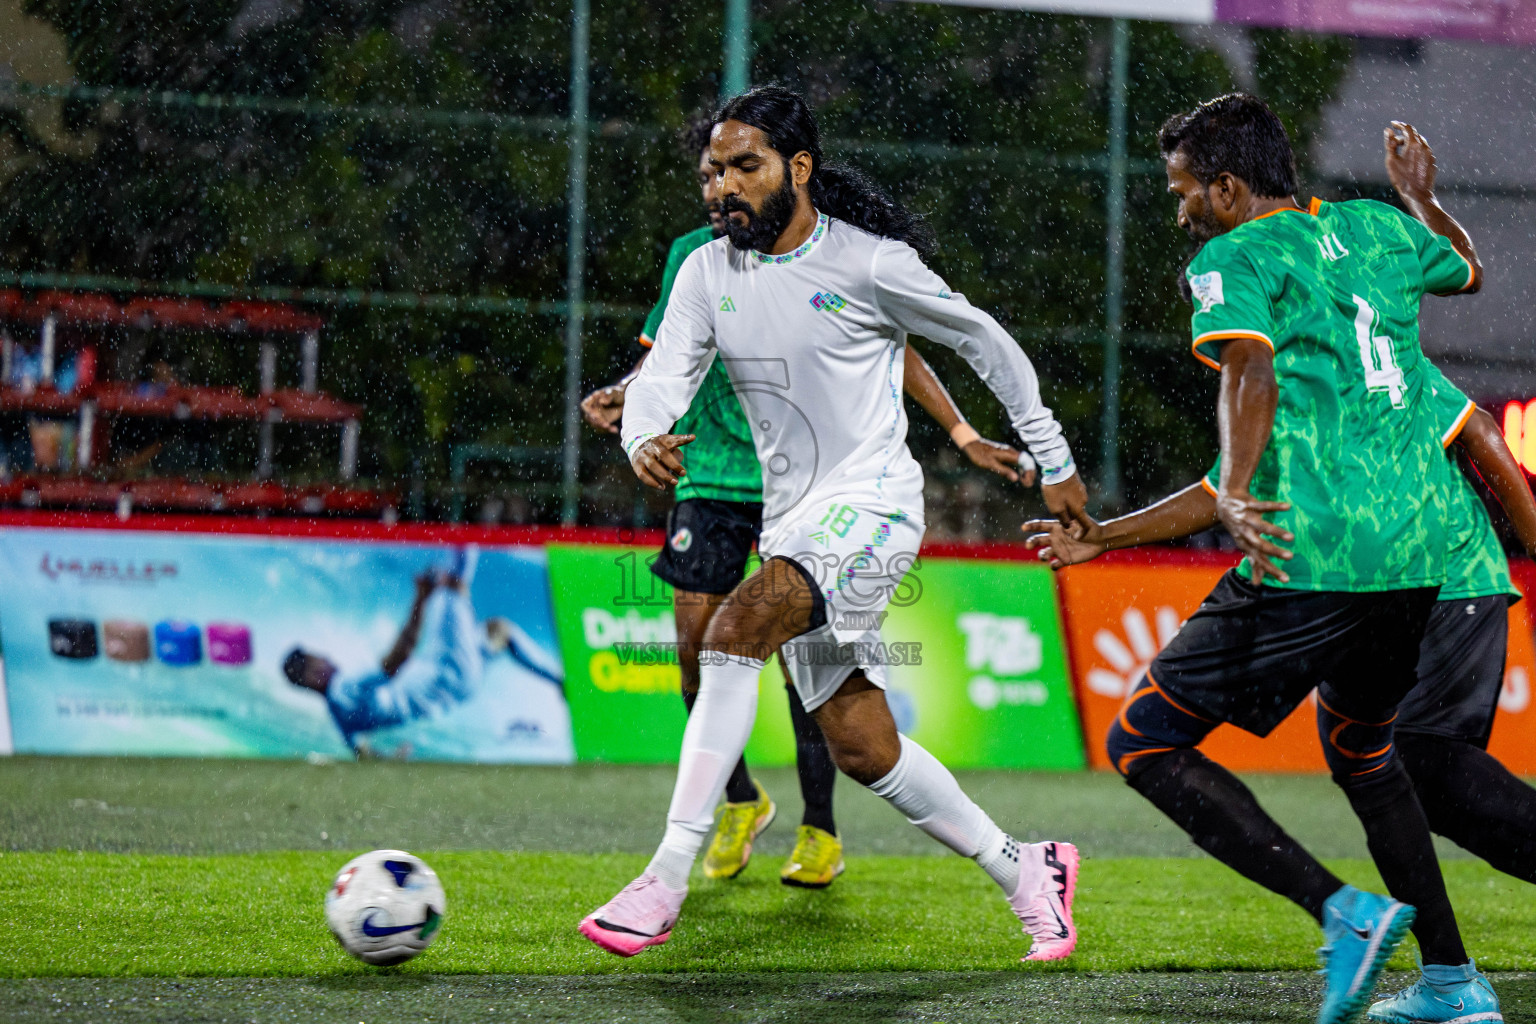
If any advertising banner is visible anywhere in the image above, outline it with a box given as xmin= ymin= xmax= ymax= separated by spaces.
xmin=0 ymin=528 xmax=573 ymax=763
xmin=905 ymin=0 xmax=1536 ymax=45
xmin=547 ymin=544 xmax=1084 ymax=769
xmin=1490 ymin=561 xmax=1536 ymax=776
xmin=1060 ymin=555 xmax=1536 ymax=773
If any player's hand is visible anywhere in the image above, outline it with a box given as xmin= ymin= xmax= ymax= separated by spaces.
xmin=1021 ymin=515 xmax=1106 ymax=569
xmin=580 ymin=384 xmax=626 ymax=434
xmin=1215 ymin=490 xmax=1294 ymax=584
xmin=962 ymin=438 xmax=1034 ymax=485
xmin=630 ymin=433 xmax=695 ymax=489
xmin=1384 ymin=121 xmax=1436 ymax=202
xmin=1042 ymin=473 xmax=1090 ymax=530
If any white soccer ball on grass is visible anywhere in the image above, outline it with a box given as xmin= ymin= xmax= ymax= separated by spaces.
xmin=325 ymin=849 xmax=446 ymax=965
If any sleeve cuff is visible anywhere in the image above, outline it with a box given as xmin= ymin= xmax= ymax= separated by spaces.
xmin=1039 ymin=453 xmax=1077 ymax=487
xmin=623 ymin=432 xmax=660 ymax=460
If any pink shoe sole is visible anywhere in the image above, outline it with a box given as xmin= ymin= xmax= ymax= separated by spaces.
xmin=1023 ymin=841 xmax=1079 ymax=963
xmin=578 ymin=916 xmax=672 ymax=957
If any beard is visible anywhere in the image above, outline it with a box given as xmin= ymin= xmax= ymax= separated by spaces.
xmin=1176 ymin=202 xmax=1223 ymax=304
xmin=721 ymin=172 xmax=798 ymax=252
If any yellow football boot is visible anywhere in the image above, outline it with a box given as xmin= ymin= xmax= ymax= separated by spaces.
xmin=702 ymin=780 xmax=776 ymax=879
xmin=780 ymin=825 xmax=845 ymax=889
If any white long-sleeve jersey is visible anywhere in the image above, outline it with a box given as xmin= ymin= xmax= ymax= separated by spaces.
xmin=622 ymin=213 xmax=1074 ymax=548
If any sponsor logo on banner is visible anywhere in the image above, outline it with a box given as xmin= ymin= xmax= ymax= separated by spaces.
xmin=1084 ymin=605 xmax=1183 ymax=698
xmin=957 ymin=612 xmax=1050 ymax=710
xmin=39 ymin=553 xmax=179 ymax=586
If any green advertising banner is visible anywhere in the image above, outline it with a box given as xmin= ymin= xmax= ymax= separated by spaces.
xmin=546 ymin=544 xmax=1084 ymax=770
xmin=881 ymin=557 xmax=1084 ymax=769
xmin=545 ymin=544 xmax=795 ymax=765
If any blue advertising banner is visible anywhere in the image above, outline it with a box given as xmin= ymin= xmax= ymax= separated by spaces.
xmin=0 ymin=528 xmax=572 ymax=763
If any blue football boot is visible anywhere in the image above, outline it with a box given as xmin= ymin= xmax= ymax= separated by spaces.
xmin=1367 ymin=958 xmax=1502 ymax=1023
xmin=1317 ymin=885 xmax=1417 ymax=1024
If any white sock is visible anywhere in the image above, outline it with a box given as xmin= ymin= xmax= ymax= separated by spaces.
xmin=867 ymin=734 xmax=1021 ymax=894
xmin=644 ymin=653 xmax=763 ymax=891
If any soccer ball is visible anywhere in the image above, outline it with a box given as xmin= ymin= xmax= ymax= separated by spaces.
xmin=325 ymin=850 xmax=446 ymax=965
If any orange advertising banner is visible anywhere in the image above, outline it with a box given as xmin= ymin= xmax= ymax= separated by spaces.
xmin=1058 ymin=553 xmax=1536 ymax=774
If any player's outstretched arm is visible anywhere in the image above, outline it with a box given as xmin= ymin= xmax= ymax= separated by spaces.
xmin=1385 ymin=121 xmax=1483 ymax=294
xmin=1457 ymin=406 xmax=1536 ymax=555
xmin=1215 ymin=338 xmax=1295 ymax=583
xmin=1022 ymin=482 xmax=1227 ymax=569
xmin=382 ymin=572 xmax=436 ymax=678
xmin=869 ymin=241 xmax=1082 ymax=518
xmin=901 ymin=342 xmax=1033 ymax=485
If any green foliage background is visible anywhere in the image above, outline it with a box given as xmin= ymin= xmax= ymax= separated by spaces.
xmin=0 ymin=2 xmax=1352 ymax=524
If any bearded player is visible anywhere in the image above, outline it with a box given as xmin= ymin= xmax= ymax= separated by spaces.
xmin=578 ymin=84 xmax=1088 ymax=961
xmin=580 ymin=118 xmax=1036 ymax=888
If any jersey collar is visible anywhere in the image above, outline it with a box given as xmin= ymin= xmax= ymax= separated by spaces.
xmin=1252 ymin=197 xmax=1321 ymax=222
xmin=750 ymin=212 xmax=829 ymax=266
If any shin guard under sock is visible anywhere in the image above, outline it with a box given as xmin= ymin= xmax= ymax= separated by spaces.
xmin=648 ymin=654 xmax=763 ymax=888
xmin=681 ymin=677 xmax=757 ymax=805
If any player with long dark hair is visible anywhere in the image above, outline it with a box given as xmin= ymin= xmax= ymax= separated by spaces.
xmin=578 ymin=84 xmax=1088 ymax=960
xmin=579 ymin=115 xmax=1035 ymax=888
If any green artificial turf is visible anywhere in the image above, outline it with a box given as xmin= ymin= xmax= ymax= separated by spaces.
xmin=0 ymin=755 xmax=1482 ymax=861
xmin=3 ymin=851 xmax=1532 ymax=978
xmin=13 ymin=971 xmax=1536 ymax=1024
xmin=4 ymin=757 xmax=1534 ymax=1022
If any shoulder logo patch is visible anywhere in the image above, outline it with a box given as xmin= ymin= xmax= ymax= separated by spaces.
xmin=719 ymin=296 xmax=736 ymax=312
xmin=810 ymin=291 xmax=847 ymax=313
xmin=1187 ymin=270 xmax=1224 ymax=314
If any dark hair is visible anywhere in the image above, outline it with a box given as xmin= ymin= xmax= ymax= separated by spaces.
xmin=282 ymin=648 xmax=309 ymax=687
xmin=680 ymin=113 xmax=713 ymax=161
xmin=714 ymin=84 xmax=935 ymax=257
xmin=1159 ymin=93 xmax=1297 ymax=199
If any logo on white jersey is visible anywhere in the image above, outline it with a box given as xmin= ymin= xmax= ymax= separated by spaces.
xmin=719 ymin=296 xmax=736 ymax=312
xmin=1317 ymin=232 xmax=1350 ymax=261
xmin=809 ymin=291 xmax=847 ymax=313
xmin=1187 ymin=271 xmax=1224 ymax=314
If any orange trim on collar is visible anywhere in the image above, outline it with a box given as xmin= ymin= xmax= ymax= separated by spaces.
xmin=1308 ymin=196 xmax=1322 ymax=214
xmin=1252 ymin=202 xmax=1312 ymax=222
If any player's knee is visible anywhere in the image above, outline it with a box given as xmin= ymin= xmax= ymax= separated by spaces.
xmin=1105 ymin=678 xmax=1205 ymax=779
xmin=1317 ymin=692 xmax=1397 ymax=782
xmin=1105 ymin=717 xmax=1181 ymax=780
xmin=827 ymin=735 xmax=888 ymax=786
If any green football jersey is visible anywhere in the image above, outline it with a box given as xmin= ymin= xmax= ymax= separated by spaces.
xmin=1420 ymin=364 xmax=1517 ymax=602
xmin=1187 ymin=197 xmax=1475 ymax=592
xmin=640 ymin=226 xmax=763 ymax=505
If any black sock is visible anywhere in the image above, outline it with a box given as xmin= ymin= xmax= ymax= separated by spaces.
xmin=1399 ymin=733 xmax=1536 ymax=885
xmin=1126 ymin=748 xmax=1342 ymax=922
xmin=1335 ymin=757 xmax=1467 ymax=966
xmin=682 ymin=686 xmax=757 ymax=804
xmin=787 ymin=687 xmax=837 ymax=835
